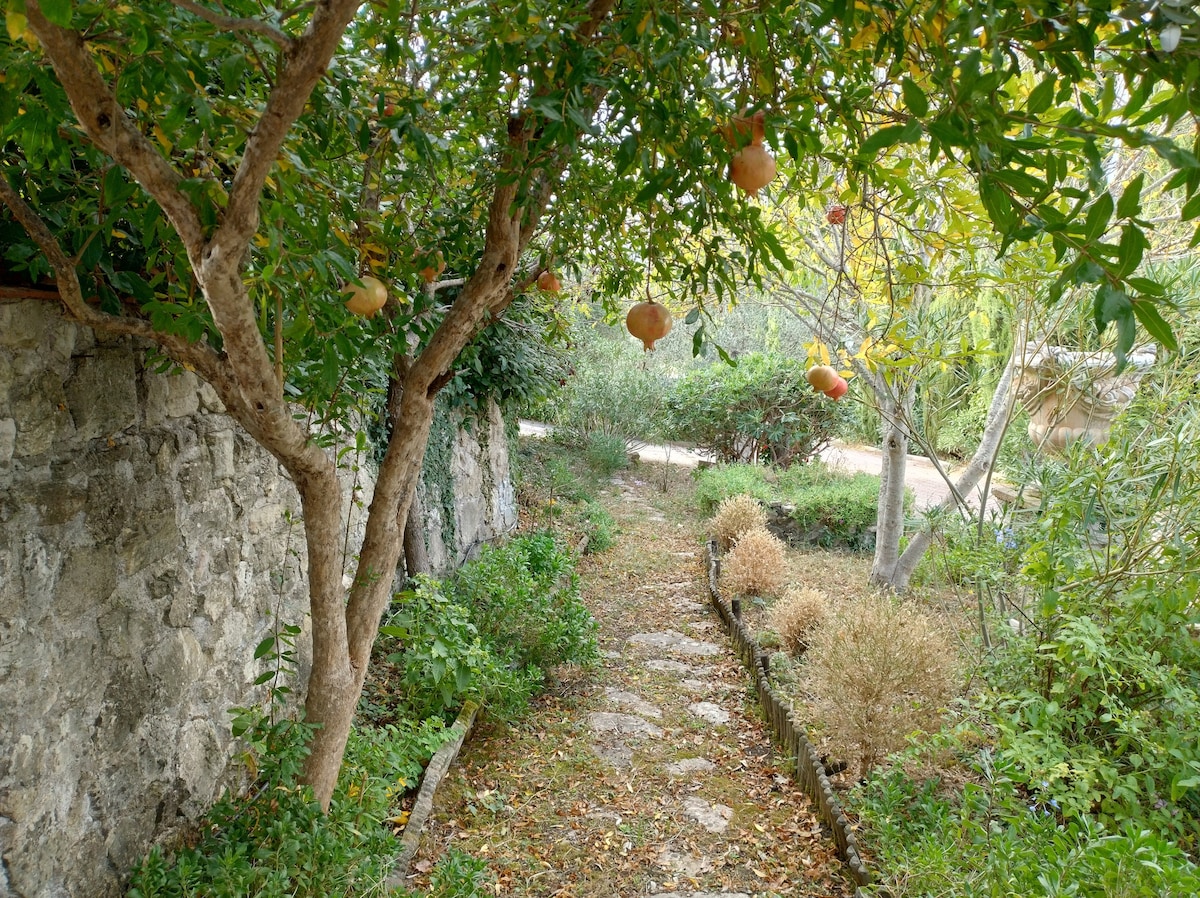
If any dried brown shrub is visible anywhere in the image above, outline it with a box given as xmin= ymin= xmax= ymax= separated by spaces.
xmin=768 ymin=586 xmax=828 ymax=654
xmin=805 ymin=595 xmax=958 ymax=775
xmin=709 ymin=493 xmax=768 ymax=551
xmin=722 ymin=526 xmax=786 ymax=598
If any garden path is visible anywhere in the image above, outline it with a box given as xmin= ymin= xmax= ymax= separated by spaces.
xmin=404 ymin=468 xmax=855 ymax=897
xmin=519 ymin=420 xmax=999 ymax=514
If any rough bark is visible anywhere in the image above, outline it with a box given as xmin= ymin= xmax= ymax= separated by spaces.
xmin=887 ymin=348 xmax=1019 ymax=593
xmin=404 ymin=497 xmax=431 ymax=579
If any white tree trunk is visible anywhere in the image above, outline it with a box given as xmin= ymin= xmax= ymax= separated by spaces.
xmin=869 ymin=376 xmax=915 ymax=587
xmin=887 ymin=348 xmax=1018 ymax=592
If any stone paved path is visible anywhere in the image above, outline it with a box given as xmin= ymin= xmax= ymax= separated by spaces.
xmin=408 ymin=469 xmax=853 ymax=897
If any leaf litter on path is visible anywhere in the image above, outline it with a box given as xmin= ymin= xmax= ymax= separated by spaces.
xmin=406 ymin=464 xmax=855 ymax=897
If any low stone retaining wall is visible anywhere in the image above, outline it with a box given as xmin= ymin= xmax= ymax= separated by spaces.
xmin=704 ymin=539 xmax=873 ymax=889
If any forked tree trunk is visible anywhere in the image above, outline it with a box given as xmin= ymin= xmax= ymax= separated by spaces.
xmin=886 ymin=348 xmax=1018 ymax=593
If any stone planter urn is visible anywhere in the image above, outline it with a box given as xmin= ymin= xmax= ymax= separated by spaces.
xmin=1015 ymin=337 xmax=1156 ymax=454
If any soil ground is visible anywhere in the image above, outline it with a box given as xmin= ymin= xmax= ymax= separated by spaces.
xmin=402 ymin=463 xmax=857 ymax=898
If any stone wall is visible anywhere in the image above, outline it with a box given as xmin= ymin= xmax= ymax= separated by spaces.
xmin=417 ymin=400 xmax=518 ymax=575
xmin=0 ymin=301 xmax=515 ymax=897
xmin=0 ymin=302 xmax=322 ymax=897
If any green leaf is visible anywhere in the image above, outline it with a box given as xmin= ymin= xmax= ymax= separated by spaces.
xmin=1093 ymin=282 xmax=1130 ymax=334
xmin=253 ymin=636 xmax=276 ymax=660
xmin=1116 ymin=173 xmax=1145 ymax=219
xmin=1132 ymin=300 xmax=1178 ymax=351
xmin=1027 ymin=77 xmax=1056 ymax=116
xmin=39 ymin=0 xmax=71 ymax=27
xmin=1180 ymin=191 xmax=1200 ymax=222
xmin=1083 ymin=192 xmax=1114 ymax=242
xmin=901 ymin=78 xmax=928 ymax=118
xmin=858 ymin=121 xmax=921 ymax=158
xmin=1115 ymin=225 xmax=1146 ymax=277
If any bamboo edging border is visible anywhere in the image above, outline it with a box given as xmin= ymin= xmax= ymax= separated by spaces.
xmin=704 ymin=538 xmax=874 ymax=890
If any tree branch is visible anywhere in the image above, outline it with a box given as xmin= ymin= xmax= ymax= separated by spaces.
xmin=211 ymin=0 xmax=362 ymax=264
xmin=25 ymin=1 xmax=206 ymax=251
xmin=0 ymin=174 xmax=254 ymax=422
xmin=170 ymin=0 xmax=293 ymax=49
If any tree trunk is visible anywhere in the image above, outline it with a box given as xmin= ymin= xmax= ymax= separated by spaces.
xmin=886 ymin=348 xmax=1018 ymax=592
xmin=869 ymin=378 xmax=915 ymax=588
xmin=404 ymin=493 xmax=431 ymax=580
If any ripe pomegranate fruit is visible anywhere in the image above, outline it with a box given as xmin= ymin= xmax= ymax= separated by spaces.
xmin=626 ymin=300 xmax=673 ymax=351
xmin=729 ymin=144 xmax=776 ymax=195
xmin=823 ymin=377 xmax=849 ymax=400
xmin=805 ymin=365 xmax=839 ymax=392
xmin=826 ymin=205 xmax=847 ymax=225
xmin=537 ymin=270 xmax=562 ymax=293
xmin=342 ymin=275 xmax=387 ymax=317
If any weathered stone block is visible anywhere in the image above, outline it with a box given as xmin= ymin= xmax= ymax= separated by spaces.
xmin=65 ymin=347 xmax=138 ymax=442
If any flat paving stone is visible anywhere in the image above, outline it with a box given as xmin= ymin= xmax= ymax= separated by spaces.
xmin=588 ymin=711 xmax=663 ymax=738
xmin=644 ymin=659 xmax=700 ymax=674
xmin=683 ymin=796 xmax=733 ymax=833
xmin=664 ymin=757 xmax=716 ymax=776
xmin=604 ymin=687 xmax=663 ymax=719
xmin=591 ymin=740 xmax=634 ymax=769
xmin=628 ymin=630 xmax=722 ymax=657
xmin=656 ymin=848 xmax=713 ymax=876
xmin=688 ymin=701 xmax=730 ymax=726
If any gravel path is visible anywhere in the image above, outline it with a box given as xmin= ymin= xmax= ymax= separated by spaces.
xmin=407 ymin=470 xmax=855 ymax=897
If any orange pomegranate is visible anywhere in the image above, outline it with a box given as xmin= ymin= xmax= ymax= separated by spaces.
xmin=805 ymin=364 xmax=840 ymax=392
xmin=721 ymin=108 xmax=766 ymax=148
xmin=823 ymin=376 xmax=849 ymax=400
xmin=729 ymin=143 xmax=776 ymax=195
xmin=826 ymin=205 xmax=847 ymax=225
xmin=626 ymin=300 xmax=673 ymax=351
xmin=537 ymin=270 xmax=562 ymax=293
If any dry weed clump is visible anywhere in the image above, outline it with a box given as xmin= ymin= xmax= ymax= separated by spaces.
xmin=805 ymin=594 xmax=958 ymax=775
xmin=722 ymin=526 xmax=787 ymax=598
xmin=768 ymin=586 xmax=828 ymax=654
xmin=710 ymin=493 xmax=769 ymax=551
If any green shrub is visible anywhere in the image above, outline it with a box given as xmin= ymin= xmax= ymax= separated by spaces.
xmin=549 ymin=338 xmax=668 ymax=447
xmin=787 ymin=469 xmax=897 ymax=549
xmin=565 ymin=500 xmax=616 ymax=553
xmin=381 ymin=578 xmax=540 ymax=722
xmin=693 ymin=463 xmax=774 ymax=514
xmin=127 ymin=717 xmax=450 ymax=897
xmin=853 ymin=747 xmax=1200 ymax=898
xmin=584 ymin=431 xmax=629 ymax=475
xmin=446 ymin=532 xmax=599 ymax=672
xmin=666 ymin=353 xmax=841 ymax=465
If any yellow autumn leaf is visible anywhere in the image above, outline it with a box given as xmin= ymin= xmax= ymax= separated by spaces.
xmin=6 ymin=10 xmax=27 ymax=42
xmin=636 ymin=11 xmax=652 ymax=35
xmin=152 ymin=124 xmax=173 ymax=153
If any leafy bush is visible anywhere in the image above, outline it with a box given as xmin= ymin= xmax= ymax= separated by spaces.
xmin=709 ymin=493 xmax=768 ymax=551
xmin=127 ymin=717 xmax=450 ymax=897
xmin=445 ymin=532 xmax=599 ymax=673
xmin=381 ymin=578 xmax=540 ymax=722
xmin=786 ymin=469 xmax=896 ymax=549
xmin=548 ymin=337 xmax=669 ymax=448
xmin=584 ymin=431 xmax=629 ymax=475
xmin=666 ymin=353 xmax=841 ymax=466
xmin=564 ymin=500 xmax=616 ymax=553
xmin=694 ymin=463 xmax=775 ymax=515
xmin=805 ymin=595 xmax=958 ymax=775
xmin=852 ymin=741 xmax=1200 ymax=898
xmin=721 ymin=527 xmax=787 ymax=599
xmin=767 ymin=586 xmax=828 ymax=655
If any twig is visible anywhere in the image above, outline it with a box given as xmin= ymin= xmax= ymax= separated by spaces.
xmin=170 ymin=0 xmax=293 ymax=49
